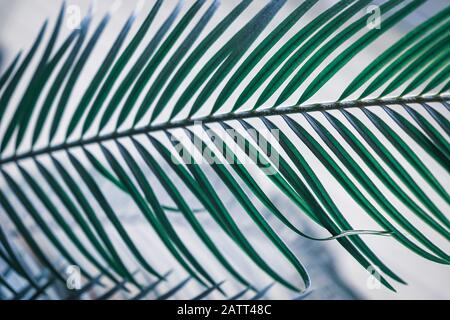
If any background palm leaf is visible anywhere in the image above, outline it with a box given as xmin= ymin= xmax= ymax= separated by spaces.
xmin=0 ymin=0 xmax=448 ymax=299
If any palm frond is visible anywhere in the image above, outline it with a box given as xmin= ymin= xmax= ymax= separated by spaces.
xmin=0 ymin=0 xmax=449 ymax=299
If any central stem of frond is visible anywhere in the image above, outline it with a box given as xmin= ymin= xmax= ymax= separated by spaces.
xmin=0 ymin=94 xmax=448 ymax=166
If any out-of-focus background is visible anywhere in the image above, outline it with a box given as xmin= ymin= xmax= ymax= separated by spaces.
xmin=0 ymin=0 xmax=449 ymax=299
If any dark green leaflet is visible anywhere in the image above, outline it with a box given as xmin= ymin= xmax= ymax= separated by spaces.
xmin=283 ymin=115 xmax=449 ymax=264
xmin=128 ymin=139 xmax=251 ymax=289
xmin=95 ymin=1 xmax=182 ymax=135
xmin=116 ymin=0 xmax=211 ymax=129
xmin=322 ymin=110 xmax=450 ymax=235
xmin=83 ymin=149 xmax=127 ymax=192
xmin=1 ymin=169 xmax=97 ymax=280
xmin=236 ymin=121 xmax=324 ymax=226
xmin=32 ymin=15 xmax=91 ymax=146
xmin=33 ymin=158 xmax=123 ymax=279
xmin=189 ymin=0 xmax=287 ymax=118
xmin=234 ymin=0 xmax=352 ymax=111
xmin=158 ymin=132 xmax=308 ymax=291
xmin=31 ymin=30 xmax=81 ymax=146
xmin=99 ymin=144 xmax=213 ymax=288
xmin=380 ymin=34 xmax=450 ymax=96
xmin=296 ymin=0 xmax=426 ymax=104
xmin=75 ymin=0 xmax=163 ymax=139
xmin=170 ymin=0 xmax=287 ymax=120
xmin=361 ymin=108 xmax=450 ymax=205
xmin=304 ymin=112 xmax=450 ymax=240
xmin=256 ymin=0 xmax=371 ymax=108
xmin=205 ymin=122 xmax=326 ymax=238
xmin=17 ymin=164 xmax=120 ymax=284
xmin=250 ymin=118 xmax=399 ymax=289
xmin=402 ymin=49 xmax=450 ymax=95
xmin=130 ymin=0 xmax=219 ymax=127
xmin=360 ymin=21 xmax=450 ymax=98
xmin=0 ymin=52 xmax=22 ymax=94
xmin=402 ymin=104 xmax=450 ymax=158
xmin=383 ymin=105 xmax=450 ymax=168
xmin=185 ymin=129 xmax=311 ymax=292
xmin=440 ymin=81 xmax=450 ymax=94
xmin=340 ymin=109 xmax=450 ymax=229
xmin=67 ymin=150 xmax=161 ymax=284
xmin=48 ymin=12 xmax=111 ymax=144
xmin=0 ymin=226 xmax=38 ymax=288
xmin=207 ymin=122 xmax=391 ymax=241
xmin=421 ymin=103 xmax=450 ymax=137
xmin=78 ymin=150 xmax=207 ymax=214
xmin=79 ymin=151 xmax=204 ymax=214
xmin=149 ymin=0 xmax=252 ymax=123
xmin=150 ymin=134 xmax=290 ymax=292
xmin=48 ymin=155 xmax=139 ymax=286
xmin=0 ymin=20 xmax=48 ymax=151
xmin=210 ymin=0 xmax=320 ymax=115
xmin=64 ymin=12 xmax=138 ymax=141
xmin=239 ymin=119 xmax=404 ymax=283
xmin=421 ymin=64 xmax=450 ymax=94
xmin=341 ymin=6 xmax=450 ymax=100
xmin=10 ymin=3 xmax=67 ymax=151
xmin=0 ymin=187 xmax=66 ymax=284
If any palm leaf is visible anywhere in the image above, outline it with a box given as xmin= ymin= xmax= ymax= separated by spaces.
xmin=0 ymin=0 xmax=448 ymax=299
